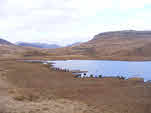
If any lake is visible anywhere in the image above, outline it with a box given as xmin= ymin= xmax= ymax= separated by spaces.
xmin=46 ymin=60 xmax=151 ymax=81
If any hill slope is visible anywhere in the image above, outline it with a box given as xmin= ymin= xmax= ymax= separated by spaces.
xmin=1 ymin=31 xmax=151 ymax=60
xmin=53 ymin=30 xmax=151 ymax=60
xmin=0 ymin=39 xmax=23 ymax=58
xmin=0 ymin=39 xmax=13 ymax=45
xmin=0 ymin=39 xmax=49 ymax=59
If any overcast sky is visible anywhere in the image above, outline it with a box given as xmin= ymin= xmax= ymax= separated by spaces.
xmin=0 ymin=0 xmax=151 ymax=46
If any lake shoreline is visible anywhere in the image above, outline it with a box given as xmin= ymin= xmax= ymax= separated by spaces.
xmin=22 ymin=59 xmax=148 ymax=82
xmin=2 ymin=54 xmax=151 ymax=62
xmin=0 ymin=59 xmax=151 ymax=113
xmin=36 ymin=60 xmax=150 ymax=82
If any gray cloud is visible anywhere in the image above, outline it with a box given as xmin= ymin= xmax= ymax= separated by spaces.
xmin=0 ymin=0 xmax=151 ymax=45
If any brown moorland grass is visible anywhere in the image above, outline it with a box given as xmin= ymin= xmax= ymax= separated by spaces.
xmin=0 ymin=60 xmax=150 ymax=113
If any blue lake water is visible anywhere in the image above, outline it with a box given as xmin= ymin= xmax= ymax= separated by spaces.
xmin=47 ymin=60 xmax=151 ymax=81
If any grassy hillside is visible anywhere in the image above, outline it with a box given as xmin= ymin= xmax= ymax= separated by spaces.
xmin=0 ymin=39 xmax=50 ymax=59
xmin=1 ymin=30 xmax=151 ymax=61
xmin=51 ymin=30 xmax=151 ymax=60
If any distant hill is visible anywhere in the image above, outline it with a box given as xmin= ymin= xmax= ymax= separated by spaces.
xmin=0 ymin=39 xmax=13 ymax=45
xmin=2 ymin=30 xmax=151 ymax=60
xmin=0 ymin=38 xmax=25 ymax=58
xmin=0 ymin=39 xmax=50 ymax=58
xmin=93 ymin=30 xmax=151 ymax=40
xmin=16 ymin=42 xmax=61 ymax=49
xmin=67 ymin=42 xmax=81 ymax=47
xmin=54 ymin=30 xmax=151 ymax=60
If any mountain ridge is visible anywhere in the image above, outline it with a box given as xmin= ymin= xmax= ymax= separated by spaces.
xmin=16 ymin=42 xmax=61 ymax=49
xmin=52 ymin=30 xmax=151 ymax=60
xmin=93 ymin=30 xmax=151 ymax=40
xmin=0 ymin=38 xmax=13 ymax=45
xmin=1 ymin=30 xmax=151 ymax=60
